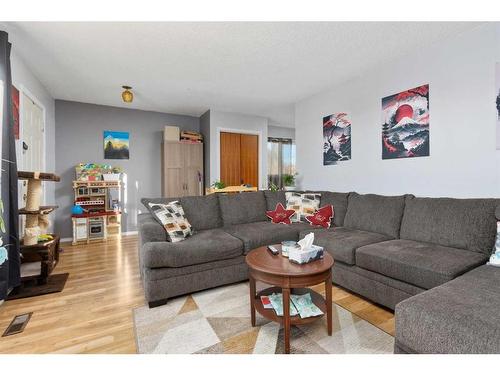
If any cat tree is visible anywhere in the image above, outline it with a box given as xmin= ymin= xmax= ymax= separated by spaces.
xmin=17 ymin=171 xmax=60 ymax=285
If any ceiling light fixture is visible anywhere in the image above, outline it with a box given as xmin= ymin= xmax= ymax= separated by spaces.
xmin=121 ymin=85 xmax=133 ymax=103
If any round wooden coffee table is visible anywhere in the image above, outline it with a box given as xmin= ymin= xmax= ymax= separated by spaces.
xmin=245 ymin=244 xmax=334 ymax=354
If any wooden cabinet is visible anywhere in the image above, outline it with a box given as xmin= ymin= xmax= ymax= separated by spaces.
xmin=162 ymin=141 xmax=203 ymax=198
xmin=220 ymin=132 xmax=259 ymax=187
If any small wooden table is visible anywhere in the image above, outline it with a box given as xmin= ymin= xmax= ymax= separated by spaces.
xmin=245 ymin=245 xmax=334 ymax=354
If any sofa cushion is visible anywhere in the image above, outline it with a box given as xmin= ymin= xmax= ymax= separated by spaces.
xmin=318 ymin=191 xmax=349 ymax=227
xmin=395 ymin=265 xmax=500 ymax=353
xmin=400 ymin=196 xmax=500 ymax=255
xmin=299 ymin=227 xmax=391 ymax=265
xmin=263 ymin=190 xmax=286 ymax=211
xmin=218 ymin=192 xmax=267 ymax=226
xmin=142 ymin=229 xmax=244 ymax=268
xmin=224 ymin=221 xmax=311 ymax=253
xmin=180 ymin=194 xmax=222 ymax=231
xmin=356 ymin=239 xmax=488 ymax=290
xmin=343 ymin=193 xmax=406 ymax=238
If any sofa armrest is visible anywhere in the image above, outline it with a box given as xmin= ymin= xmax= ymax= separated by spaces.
xmin=138 ymin=213 xmax=167 ymax=245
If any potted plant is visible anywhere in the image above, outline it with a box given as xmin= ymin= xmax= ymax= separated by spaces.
xmin=269 ymin=182 xmax=279 ymax=192
xmin=283 ymin=173 xmax=298 ymax=191
xmin=211 ymin=180 xmax=226 ymax=190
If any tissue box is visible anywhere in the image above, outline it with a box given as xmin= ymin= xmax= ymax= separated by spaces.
xmin=289 ymin=245 xmax=324 ymax=265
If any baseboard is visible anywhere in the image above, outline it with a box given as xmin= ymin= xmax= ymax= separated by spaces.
xmin=60 ymin=230 xmax=138 ymax=244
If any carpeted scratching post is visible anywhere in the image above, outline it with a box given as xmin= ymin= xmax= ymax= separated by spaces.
xmin=23 ymin=173 xmax=43 ymax=245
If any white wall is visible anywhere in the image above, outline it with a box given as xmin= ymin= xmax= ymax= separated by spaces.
xmin=295 ymin=23 xmax=500 ymax=198
xmin=208 ymin=110 xmax=268 ymax=189
xmin=268 ymin=125 xmax=295 ymax=140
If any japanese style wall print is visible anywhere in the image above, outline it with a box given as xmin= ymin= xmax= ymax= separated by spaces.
xmin=104 ymin=131 xmax=130 ymax=159
xmin=382 ymin=84 xmax=429 ymax=159
xmin=323 ymin=113 xmax=351 ymax=165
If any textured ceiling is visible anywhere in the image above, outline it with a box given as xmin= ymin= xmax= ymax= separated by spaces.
xmin=5 ymin=22 xmax=481 ymax=126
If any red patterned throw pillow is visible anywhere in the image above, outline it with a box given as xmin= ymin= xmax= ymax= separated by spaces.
xmin=305 ymin=205 xmax=334 ymax=228
xmin=266 ymin=203 xmax=296 ymax=225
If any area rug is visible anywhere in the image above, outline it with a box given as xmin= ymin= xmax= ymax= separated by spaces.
xmin=133 ymin=282 xmax=394 ymax=354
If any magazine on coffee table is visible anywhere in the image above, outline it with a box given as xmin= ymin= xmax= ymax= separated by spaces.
xmin=290 ymin=293 xmax=324 ymax=318
xmin=268 ymin=293 xmax=299 ymax=316
xmin=262 ymin=292 xmax=324 ymax=318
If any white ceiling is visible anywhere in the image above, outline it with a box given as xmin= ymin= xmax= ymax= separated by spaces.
xmin=5 ymin=22 xmax=481 ymax=126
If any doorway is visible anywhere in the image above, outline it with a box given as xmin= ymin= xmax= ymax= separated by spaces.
xmin=18 ymin=90 xmax=45 ymax=213
xmin=220 ymin=132 xmax=259 ymax=187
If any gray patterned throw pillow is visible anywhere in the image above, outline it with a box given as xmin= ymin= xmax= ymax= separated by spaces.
xmin=148 ymin=201 xmax=192 ymax=242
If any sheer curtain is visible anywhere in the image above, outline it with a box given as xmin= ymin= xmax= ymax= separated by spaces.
xmin=267 ymin=137 xmax=296 ymax=189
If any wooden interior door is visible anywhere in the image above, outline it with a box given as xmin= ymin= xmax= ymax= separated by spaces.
xmin=240 ymin=134 xmax=259 ymax=187
xmin=220 ymin=132 xmax=241 ymax=186
xmin=220 ymin=132 xmax=259 ymax=187
xmin=184 ymin=143 xmax=203 ymax=196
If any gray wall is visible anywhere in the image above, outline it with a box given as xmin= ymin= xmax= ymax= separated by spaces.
xmin=199 ymin=110 xmax=211 ymax=188
xmin=54 ymin=100 xmax=199 ymax=238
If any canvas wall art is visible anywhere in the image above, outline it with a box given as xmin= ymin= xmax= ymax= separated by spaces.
xmin=382 ymin=84 xmax=429 ymax=159
xmin=496 ymin=63 xmax=500 ymax=149
xmin=11 ymin=85 xmax=19 ymax=140
xmin=323 ymin=113 xmax=351 ymax=165
xmin=104 ymin=131 xmax=129 ymax=159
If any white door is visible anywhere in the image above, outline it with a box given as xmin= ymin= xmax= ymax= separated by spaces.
xmin=20 ymin=93 xmax=44 ymax=172
xmin=18 ymin=92 xmax=45 ymax=214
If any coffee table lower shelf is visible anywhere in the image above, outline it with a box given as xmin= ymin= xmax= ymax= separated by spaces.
xmin=255 ymin=287 xmax=326 ymax=325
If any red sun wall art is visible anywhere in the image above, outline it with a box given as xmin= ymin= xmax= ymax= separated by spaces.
xmin=382 ymin=84 xmax=429 ymax=159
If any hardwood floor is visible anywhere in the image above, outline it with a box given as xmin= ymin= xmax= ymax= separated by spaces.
xmin=0 ymin=235 xmax=394 ymax=353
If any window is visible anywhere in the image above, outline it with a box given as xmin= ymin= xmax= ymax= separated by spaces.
xmin=267 ymin=137 xmax=296 ymax=189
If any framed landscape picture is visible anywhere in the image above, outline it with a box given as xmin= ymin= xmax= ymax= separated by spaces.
xmin=382 ymin=84 xmax=429 ymax=159
xmin=104 ymin=131 xmax=129 ymax=159
xmin=323 ymin=113 xmax=351 ymax=165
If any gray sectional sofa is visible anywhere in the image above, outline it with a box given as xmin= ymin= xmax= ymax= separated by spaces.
xmin=137 ymin=190 xmax=500 ymax=353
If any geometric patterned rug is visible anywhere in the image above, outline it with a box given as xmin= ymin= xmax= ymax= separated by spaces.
xmin=133 ymin=282 xmax=394 ymax=354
